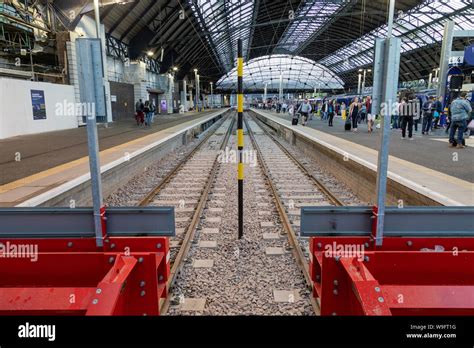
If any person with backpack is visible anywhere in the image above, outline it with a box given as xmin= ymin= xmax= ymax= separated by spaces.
xmin=449 ymin=92 xmax=472 ymax=148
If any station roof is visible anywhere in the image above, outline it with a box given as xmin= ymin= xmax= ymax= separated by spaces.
xmin=83 ymin=0 xmax=473 ymax=89
xmin=216 ymin=54 xmax=344 ymax=90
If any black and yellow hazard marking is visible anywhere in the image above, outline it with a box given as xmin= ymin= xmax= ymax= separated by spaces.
xmin=237 ymin=38 xmax=244 ymax=239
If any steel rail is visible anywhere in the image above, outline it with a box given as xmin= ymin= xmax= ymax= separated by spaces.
xmin=139 ymin=114 xmax=227 ymax=206
xmin=159 ymin=116 xmax=235 ymax=315
xmin=250 ymin=113 xmax=344 ymax=207
xmin=243 ymin=114 xmax=320 ymax=315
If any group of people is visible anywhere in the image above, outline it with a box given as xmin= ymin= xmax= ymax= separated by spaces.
xmin=345 ymin=96 xmax=375 ymax=132
xmin=135 ymin=99 xmax=156 ymax=127
xmin=395 ymin=93 xmax=472 ymax=147
xmin=261 ymin=92 xmax=473 ymax=148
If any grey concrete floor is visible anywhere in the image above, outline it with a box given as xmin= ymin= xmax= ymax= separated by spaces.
xmin=266 ymin=111 xmax=474 ymax=182
xmin=0 ymin=111 xmax=216 ymax=185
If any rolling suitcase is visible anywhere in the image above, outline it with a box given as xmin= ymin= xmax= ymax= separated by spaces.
xmin=344 ymin=119 xmax=351 ymax=131
xmin=292 ymin=113 xmax=299 ymax=125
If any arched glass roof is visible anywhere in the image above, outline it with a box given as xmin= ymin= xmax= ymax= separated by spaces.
xmin=319 ymin=0 xmax=474 ymax=74
xmin=190 ymin=0 xmax=254 ymax=72
xmin=215 ymin=54 xmax=344 ymax=91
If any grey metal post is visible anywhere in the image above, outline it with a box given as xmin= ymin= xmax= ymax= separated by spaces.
xmin=374 ymin=0 xmax=400 ymax=247
xmin=182 ymin=80 xmax=187 ymax=112
xmin=93 ymin=0 xmax=101 ymax=39
xmin=263 ymin=83 xmax=267 ymax=103
xmin=210 ymin=82 xmax=214 ymax=109
xmin=168 ymin=73 xmax=173 ymax=114
xmin=357 ymin=71 xmax=362 ymax=95
xmin=197 ymin=74 xmax=201 ymax=110
xmin=279 ymin=74 xmax=283 ymax=102
xmin=428 ymin=72 xmax=433 ymax=89
xmin=386 ymin=0 xmax=395 ymax=38
xmin=437 ymin=21 xmax=454 ymax=98
xmin=189 ymin=84 xmax=193 ymax=109
xmin=79 ymin=40 xmax=105 ymax=248
xmin=194 ymin=69 xmax=198 ymax=110
xmin=362 ymin=69 xmax=367 ymax=93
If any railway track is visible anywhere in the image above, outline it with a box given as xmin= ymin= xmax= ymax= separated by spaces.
xmin=137 ymin=117 xmax=235 ymax=314
xmin=244 ymin=112 xmax=364 ymax=312
xmin=167 ymin=116 xmax=315 ymax=316
xmin=105 ymin=111 xmax=362 ymax=315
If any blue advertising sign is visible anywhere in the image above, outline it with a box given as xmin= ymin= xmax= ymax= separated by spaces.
xmin=31 ymin=90 xmax=46 ymax=120
xmin=464 ymin=44 xmax=474 ymax=67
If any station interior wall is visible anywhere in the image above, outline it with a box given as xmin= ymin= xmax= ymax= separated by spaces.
xmin=0 ymin=78 xmax=77 ymax=139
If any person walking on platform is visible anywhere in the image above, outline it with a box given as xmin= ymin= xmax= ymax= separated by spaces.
xmin=422 ymin=96 xmax=434 ymax=135
xmin=321 ymin=99 xmax=328 ymax=121
xmin=328 ymin=99 xmax=335 ymax=127
xmin=341 ymin=102 xmax=347 ymax=121
xmin=449 ymin=92 xmax=472 ymax=148
xmin=349 ymin=97 xmax=360 ymax=132
xmin=143 ymin=101 xmax=150 ymax=127
xmin=366 ymin=96 xmax=374 ymax=133
xmin=400 ymin=95 xmax=416 ymax=140
xmin=413 ymin=97 xmax=422 ymax=133
xmin=298 ymin=99 xmax=312 ymax=126
xmin=135 ymin=99 xmax=145 ymax=126
xmin=359 ymin=100 xmax=367 ymax=124
xmin=392 ymin=99 xmax=400 ymax=130
xmin=149 ymin=100 xmax=156 ymax=124
xmin=433 ymin=96 xmax=443 ymax=129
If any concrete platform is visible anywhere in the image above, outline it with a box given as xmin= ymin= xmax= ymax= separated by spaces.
xmin=259 ymin=109 xmax=474 ymax=182
xmin=0 ymin=110 xmax=218 ymax=186
xmin=252 ymin=109 xmax=473 ymax=206
xmin=0 ymin=109 xmax=227 ymax=207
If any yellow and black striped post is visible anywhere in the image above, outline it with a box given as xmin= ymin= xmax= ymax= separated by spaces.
xmin=237 ymin=38 xmax=244 ymax=239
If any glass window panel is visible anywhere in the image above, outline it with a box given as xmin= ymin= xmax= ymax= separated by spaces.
xmin=190 ymin=0 xmax=254 ymax=71
xmin=319 ymin=0 xmax=472 ymax=73
xmin=216 ymin=54 xmax=344 ymax=90
xmin=277 ymin=0 xmax=347 ymax=52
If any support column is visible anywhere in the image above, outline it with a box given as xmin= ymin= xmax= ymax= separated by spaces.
xmin=196 ymin=74 xmax=201 ymax=111
xmin=357 ymin=71 xmax=362 ymax=95
xmin=181 ymin=80 xmax=187 ymax=112
xmin=189 ymin=85 xmax=193 ymax=110
xmin=438 ymin=21 xmax=455 ymax=98
xmin=279 ymin=73 xmax=283 ymax=101
xmin=210 ymin=82 xmax=214 ymax=109
xmin=168 ymin=73 xmax=173 ymax=114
